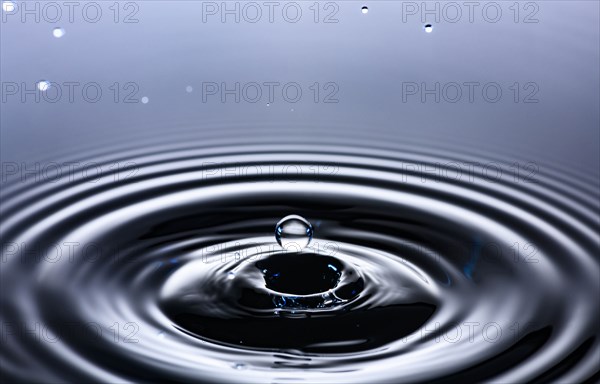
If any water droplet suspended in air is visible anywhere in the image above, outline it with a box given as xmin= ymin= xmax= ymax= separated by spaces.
xmin=361 ymin=6 xmax=369 ymax=14
xmin=52 ymin=27 xmax=65 ymax=38
xmin=185 ymin=86 xmax=193 ymax=93
xmin=141 ymin=96 xmax=149 ymax=104
xmin=424 ymin=24 xmax=433 ymax=33
xmin=37 ymin=80 xmax=51 ymax=92
xmin=227 ymin=271 xmax=236 ymax=280
xmin=275 ymin=215 xmax=313 ymax=250
xmin=2 ymin=1 xmax=15 ymax=12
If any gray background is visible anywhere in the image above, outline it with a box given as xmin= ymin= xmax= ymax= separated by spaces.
xmin=1 ymin=1 xmax=599 ymax=176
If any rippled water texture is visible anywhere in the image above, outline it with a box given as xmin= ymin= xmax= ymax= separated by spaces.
xmin=1 ymin=0 xmax=600 ymax=382
xmin=1 ymin=127 xmax=598 ymax=383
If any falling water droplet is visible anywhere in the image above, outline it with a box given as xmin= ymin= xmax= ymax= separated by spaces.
xmin=232 ymin=362 xmax=247 ymax=370
xmin=275 ymin=215 xmax=313 ymax=250
xmin=52 ymin=27 xmax=65 ymax=38
xmin=141 ymin=96 xmax=149 ymax=104
xmin=2 ymin=1 xmax=15 ymax=12
xmin=424 ymin=24 xmax=434 ymax=33
xmin=361 ymin=6 xmax=369 ymax=14
xmin=37 ymin=80 xmax=51 ymax=92
xmin=157 ymin=331 xmax=165 ymax=339
xmin=227 ymin=271 xmax=236 ymax=280
xmin=185 ymin=86 xmax=193 ymax=93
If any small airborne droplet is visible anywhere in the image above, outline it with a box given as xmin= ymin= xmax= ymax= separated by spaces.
xmin=2 ymin=1 xmax=15 ymax=12
xmin=37 ymin=81 xmax=51 ymax=92
xmin=361 ymin=6 xmax=369 ymax=14
xmin=185 ymin=86 xmax=193 ymax=93
xmin=141 ymin=96 xmax=149 ymax=104
xmin=52 ymin=27 xmax=65 ymax=38
xmin=227 ymin=271 xmax=236 ymax=280
xmin=275 ymin=215 xmax=313 ymax=250
xmin=424 ymin=24 xmax=434 ymax=33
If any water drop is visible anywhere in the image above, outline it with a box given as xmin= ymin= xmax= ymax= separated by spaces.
xmin=424 ymin=24 xmax=433 ymax=33
xmin=232 ymin=362 xmax=247 ymax=370
xmin=227 ymin=271 xmax=236 ymax=280
xmin=141 ymin=96 xmax=149 ymax=104
xmin=266 ymin=103 xmax=270 ymax=107
xmin=275 ymin=215 xmax=313 ymax=250
xmin=2 ymin=1 xmax=15 ymax=12
xmin=52 ymin=27 xmax=65 ymax=38
xmin=185 ymin=86 xmax=193 ymax=93
xmin=157 ymin=331 xmax=166 ymax=339
xmin=37 ymin=80 xmax=51 ymax=92
xmin=361 ymin=6 xmax=369 ymax=14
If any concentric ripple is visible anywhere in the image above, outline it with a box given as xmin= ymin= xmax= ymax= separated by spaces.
xmin=1 ymin=129 xmax=598 ymax=383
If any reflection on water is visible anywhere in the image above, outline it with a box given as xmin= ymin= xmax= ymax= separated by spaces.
xmin=1 ymin=1 xmax=599 ymax=383
xmin=1 ymin=130 xmax=598 ymax=382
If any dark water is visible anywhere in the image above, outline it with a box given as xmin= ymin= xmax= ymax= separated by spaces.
xmin=1 ymin=1 xmax=599 ymax=383
xmin=1 ymin=128 xmax=598 ymax=383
